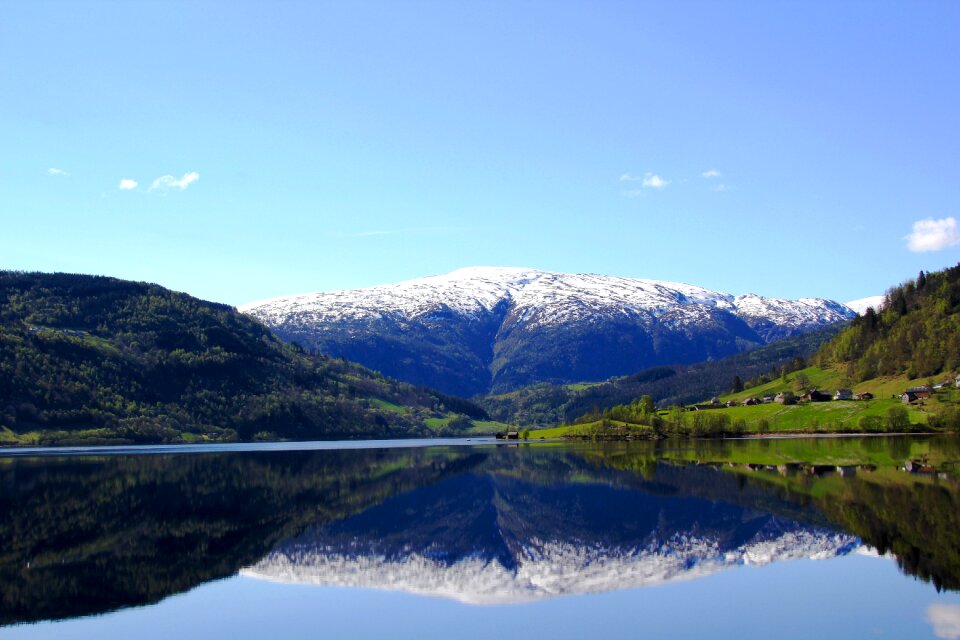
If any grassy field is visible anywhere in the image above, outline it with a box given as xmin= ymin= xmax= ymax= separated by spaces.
xmin=368 ymin=398 xmax=407 ymax=413
xmin=533 ymin=420 xmax=657 ymax=439
xmin=423 ymin=417 xmax=510 ymax=436
xmin=715 ymin=398 xmax=926 ymax=430
xmin=721 ymin=366 xmax=957 ymax=406
xmin=564 ymin=382 xmax=602 ymax=392
xmin=716 ymin=365 xmax=960 ymax=431
xmin=530 ymin=365 xmax=959 ymax=439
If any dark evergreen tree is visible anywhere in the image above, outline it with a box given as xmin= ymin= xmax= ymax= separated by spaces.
xmin=732 ymin=375 xmax=744 ymax=393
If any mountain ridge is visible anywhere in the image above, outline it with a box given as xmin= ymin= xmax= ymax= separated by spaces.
xmin=241 ymin=267 xmax=857 ymax=396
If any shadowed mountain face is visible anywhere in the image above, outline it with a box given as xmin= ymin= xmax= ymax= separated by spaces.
xmin=240 ymin=268 xmax=855 ymax=395
xmin=2 ymin=438 xmax=959 ymax=625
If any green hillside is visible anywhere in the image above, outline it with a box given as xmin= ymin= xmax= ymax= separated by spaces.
xmin=818 ymin=264 xmax=960 ymax=380
xmin=545 ymin=264 xmax=960 ymax=438
xmin=0 ymin=272 xmax=500 ymax=445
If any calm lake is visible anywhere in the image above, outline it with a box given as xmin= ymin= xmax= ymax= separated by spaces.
xmin=2 ymin=436 xmax=960 ymax=639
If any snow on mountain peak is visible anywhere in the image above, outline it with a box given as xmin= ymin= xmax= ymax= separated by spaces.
xmin=845 ymin=295 xmax=885 ymax=315
xmin=239 ymin=267 xmax=856 ymax=394
xmin=240 ymin=267 xmax=850 ymax=327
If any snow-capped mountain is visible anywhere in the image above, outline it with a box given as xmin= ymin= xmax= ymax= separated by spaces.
xmin=240 ymin=267 xmax=855 ymax=395
xmin=845 ymin=295 xmax=885 ymax=315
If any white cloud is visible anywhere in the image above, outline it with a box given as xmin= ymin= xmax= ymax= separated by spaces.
xmin=47 ymin=167 xmax=69 ymax=176
xmin=927 ymin=604 xmax=960 ymax=640
xmin=642 ymin=174 xmax=669 ymax=188
xmin=620 ymin=172 xmax=669 ymax=188
xmin=906 ymin=216 xmax=960 ymax=252
xmin=711 ymin=184 xmax=729 ymax=192
xmin=702 ymin=169 xmax=721 ymax=178
xmin=118 ymin=178 xmax=138 ymax=190
xmin=150 ymin=171 xmax=200 ymax=191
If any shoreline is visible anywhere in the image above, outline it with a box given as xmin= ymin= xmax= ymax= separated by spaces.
xmin=1 ymin=430 xmax=953 ymax=457
xmin=0 ymin=436 xmax=499 ymax=458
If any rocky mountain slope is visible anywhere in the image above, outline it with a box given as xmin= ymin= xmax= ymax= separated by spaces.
xmin=241 ymin=267 xmax=856 ymax=396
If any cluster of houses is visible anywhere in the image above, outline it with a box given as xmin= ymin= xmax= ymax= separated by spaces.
xmin=899 ymin=374 xmax=960 ymax=404
xmin=700 ymin=373 xmax=960 ymax=409
xmin=712 ymin=388 xmax=874 ymax=408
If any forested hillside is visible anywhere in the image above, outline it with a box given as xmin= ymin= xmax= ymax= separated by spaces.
xmin=0 ymin=272 xmax=489 ymax=445
xmin=818 ymin=264 xmax=960 ymax=380
xmin=482 ymin=323 xmax=846 ymax=426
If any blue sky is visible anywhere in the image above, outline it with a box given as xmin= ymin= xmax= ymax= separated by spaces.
xmin=2 ymin=1 xmax=958 ymax=306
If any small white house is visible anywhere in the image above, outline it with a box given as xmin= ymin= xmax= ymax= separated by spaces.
xmin=955 ymin=374 xmax=960 ymax=388
xmin=834 ymin=389 xmax=853 ymax=401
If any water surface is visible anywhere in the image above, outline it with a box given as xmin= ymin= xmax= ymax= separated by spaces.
xmin=2 ymin=436 xmax=960 ymax=638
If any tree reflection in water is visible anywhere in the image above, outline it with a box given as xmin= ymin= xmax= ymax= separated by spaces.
xmin=1 ymin=436 xmax=958 ymax=624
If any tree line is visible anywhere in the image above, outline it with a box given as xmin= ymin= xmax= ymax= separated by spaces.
xmin=817 ymin=264 xmax=960 ymax=381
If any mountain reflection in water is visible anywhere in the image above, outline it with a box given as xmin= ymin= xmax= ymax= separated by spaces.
xmin=243 ymin=466 xmax=858 ymax=603
xmin=1 ymin=436 xmax=959 ymax=625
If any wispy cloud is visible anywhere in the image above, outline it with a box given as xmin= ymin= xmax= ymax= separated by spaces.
xmin=620 ymin=172 xmax=669 ymax=189
xmin=150 ymin=171 xmax=200 ymax=191
xmin=710 ymin=184 xmax=729 ymax=192
xmin=906 ymin=216 xmax=960 ymax=252
xmin=47 ymin=167 xmax=69 ymax=176
xmin=118 ymin=178 xmax=138 ymax=190
xmin=702 ymin=169 xmax=721 ymax=179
